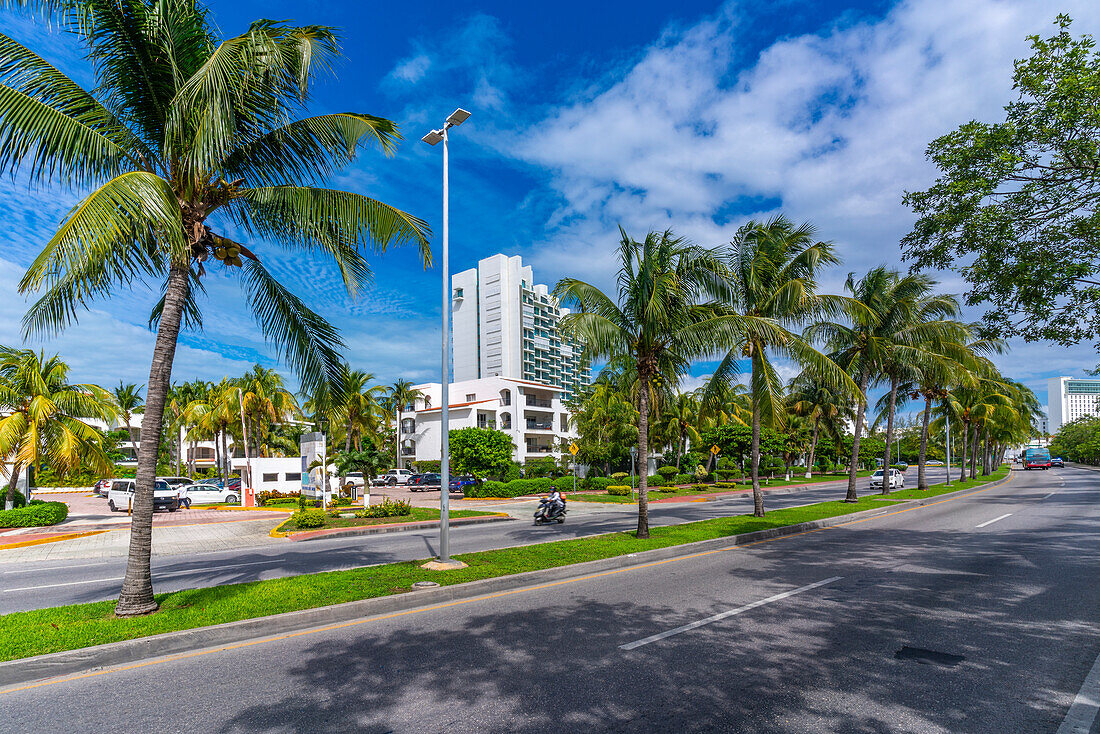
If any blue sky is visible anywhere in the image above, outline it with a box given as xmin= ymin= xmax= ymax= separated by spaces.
xmin=1 ymin=0 xmax=1098 ymax=415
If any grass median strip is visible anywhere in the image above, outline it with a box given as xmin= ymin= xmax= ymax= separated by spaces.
xmin=274 ymin=508 xmax=495 ymax=533
xmin=0 ymin=469 xmax=1010 ymax=662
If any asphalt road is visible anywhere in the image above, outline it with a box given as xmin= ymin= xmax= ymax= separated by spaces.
xmin=0 ymin=470 xmax=950 ymax=613
xmin=3 ymin=467 xmax=1098 ymax=733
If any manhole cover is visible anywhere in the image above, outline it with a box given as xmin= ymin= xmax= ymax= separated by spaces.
xmin=412 ymin=581 xmax=440 ymax=589
xmin=894 ymin=646 xmax=965 ymax=666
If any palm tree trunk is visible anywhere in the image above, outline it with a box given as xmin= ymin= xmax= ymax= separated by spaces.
xmin=805 ymin=417 xmax=819 ymax=480
xmin=750 ymin=369 xmax=764 ymax=517
xmin=917 ymin=395 xmax=932 ymax=490
xmin=958 ymin=422 xmax=968 ymax=482
xmin=395 ymin=408 xmax=402 ymax=470
xmin=845 ymin=370 xmax=870 ymax=502
xmin=881 ymin=374 xmax=899 ymax=495
xmin=5 ymin=461 xmax=21 ymax=511
xmin=969 ymin=424 xmax=979 ymax=479
xmin=116 ymin=264 xmax=189 ymax=616
xmin=637 ymin=382 xmax=651 ymax=538
xmin=675 ymin=430 xmax=684 ymax=472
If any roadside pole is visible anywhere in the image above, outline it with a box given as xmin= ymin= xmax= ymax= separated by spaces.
xmin=945 ymin=412 xmax=951 ymax=488
xmin=569 ymin=442 xmax=579 ymax=494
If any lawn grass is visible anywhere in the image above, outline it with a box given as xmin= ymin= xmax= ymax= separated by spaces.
xmin=0 ymin=467 xmax=1012 ymax=662
xmin=274 ymin=507 xmax=496 ymax=533
xmin=570 ymin=470 xmax=874 ymax=504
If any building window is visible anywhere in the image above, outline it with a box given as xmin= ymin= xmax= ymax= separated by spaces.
xmin=262 ymin=473 xmax=278 ymax=482
xmin=466 ymin=393 xmax=477 ymax=402
xmin=285 ymin=473 xmax=301 ymax=482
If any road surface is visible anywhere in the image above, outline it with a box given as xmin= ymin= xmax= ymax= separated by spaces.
xmin=0 ymin=470 xmax=950 ymax=613
xmin=2 ymin=467 xmax=1098 ymax=733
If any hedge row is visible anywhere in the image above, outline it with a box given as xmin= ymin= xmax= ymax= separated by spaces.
xmin=465 ymin=477 xmax=557 ymax=498
xmin=607 ymin=485 xmax=631 ymax=496
xmin=0 ymin=501 xmax=68 ymax=528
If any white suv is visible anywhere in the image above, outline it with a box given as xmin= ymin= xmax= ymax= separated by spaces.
xmin=870 ymin=468 xmax=905 ymax=490
xmin=373 ymin=469 xmax=414 ymax=486
xmin=108 ymin=479 xmax=180 ymax=512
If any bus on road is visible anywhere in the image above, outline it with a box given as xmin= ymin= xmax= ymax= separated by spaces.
xmin=1023 ymin=447 xmax=1051 ymax=470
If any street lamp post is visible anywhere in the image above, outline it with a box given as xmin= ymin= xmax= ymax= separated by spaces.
xmin=423 ymin=108 xmax=471 ymax=565
xmin=945 ymin=411 xmax=951 ymax=488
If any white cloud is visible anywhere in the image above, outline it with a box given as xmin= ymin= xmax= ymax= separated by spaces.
xmin=388 ymin=54 xmax=431 ymax=84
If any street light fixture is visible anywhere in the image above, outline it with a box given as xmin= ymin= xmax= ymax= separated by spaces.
xmin=423 ymin=108 xmax=470 ymax=566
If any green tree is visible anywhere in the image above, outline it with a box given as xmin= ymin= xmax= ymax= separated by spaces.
xmin=388 ymin=379 xmax=424 ymax=470
xmin=787 ymin=372 xmax=852 ymax=479
xmin=902 ymin=15 xmax=1100 ymax=346
xmin=556 ymin=229 xmax=731 ymax=538
xmin=112 ymin=382 xmax=145 ymax=446
xmin=0 ymin=348 xmax=115 ymax=508
xmin=3 ymin=3 xmax=431 ymax=615
xmin=333 ymin=445 xmax=390 ymax=483
xmin=658 ymin=392 xmax=702 ymax=471
xmin=709 ymin=216 xmax=858 ymax=516
xmin=448 ymin=428 xmax=514 ymax=480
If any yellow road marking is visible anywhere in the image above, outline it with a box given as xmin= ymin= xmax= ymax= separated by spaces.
xmin=0 ymin=472 xmax=1015 ymax=694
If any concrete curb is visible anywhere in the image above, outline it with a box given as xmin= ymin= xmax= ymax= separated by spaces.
xmin=284 ymin=513 xmax=513 ymax=542
xmin=0 ymin=470 xmax=1015 ymax=689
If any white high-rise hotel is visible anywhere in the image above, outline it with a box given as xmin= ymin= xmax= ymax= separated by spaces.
xmin=403 ymin=254 xmax=591 ymax=465
xmin=1047 ymin=376 xmax=1100 ymax=435
xmin=452 ymin=254 xmax=590 ymax=399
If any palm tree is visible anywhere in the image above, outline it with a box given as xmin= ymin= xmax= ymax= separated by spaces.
xmin=112 ymin=382 xmax=145 ymax=447
xmin=659 ymin=392 xmax=703 ymax=471
xmin=333 ymin=367 xmax=389 ymax=453
xmin=788 ymin=373 xmax=852 ymax=479
xmin=866 ymin=281 xmax=970 ymax=493
xmin=388 ymin=378 xmax=424 ymax=469
xmin=236 ymin=365 xmax=299 ymax=457
xmin=0 ymin=348 xmax=115 ymax=509
xmin=556 ymin=229 xmax=732 ymax=538
xmin=5 ymin=3 xmax=431 ymax=615
xmin=708 ymin=216 xmax=859 ymax=516
xmin=809 ymin=267 xmax=914 ymax=501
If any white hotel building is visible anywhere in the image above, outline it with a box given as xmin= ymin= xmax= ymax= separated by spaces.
xmin=1047 ymin=376 xmax=1100 ymax=435
xmin=405 ymin=254 xmax=591 ymax=466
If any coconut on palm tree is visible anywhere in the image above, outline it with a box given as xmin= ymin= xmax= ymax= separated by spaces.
xmin=556 ymin=229 xmax=732 ymax=538
xmin=4 ymin=2 xmax=431 ymax=615
xmin=707 ymin=216 xmax=859 ymax=517
xmin=0 ymin=348 xmax=115 ymax=509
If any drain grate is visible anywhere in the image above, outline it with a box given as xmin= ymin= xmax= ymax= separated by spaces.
xmin=894 ymin=646 xmax=965 ymax=666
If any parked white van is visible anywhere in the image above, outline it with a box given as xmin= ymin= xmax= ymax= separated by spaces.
xmin=107 ymin=479 xmax=180 ymax=512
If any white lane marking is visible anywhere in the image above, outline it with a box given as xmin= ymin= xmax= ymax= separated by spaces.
xmin=620 ymin=576 xmax=843 ymax=651
xmin=3 ymin=561 xmax=111 ymax=575
xmin=975 ymin=513 xmax=1013 ymax=528
xmin=1042 ymin=492 xmax=1057 ymax=500
xmin=1056 ymin=647 xmax=1100 ymax=734
xmin=2 ymin=560 xmax=285 ymax=592
xmin=4 ymin=577 xmax=122 ymax=592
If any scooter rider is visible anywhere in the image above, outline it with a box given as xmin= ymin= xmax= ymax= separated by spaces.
xmin=547 ymin=485 xmax=565 ymax=518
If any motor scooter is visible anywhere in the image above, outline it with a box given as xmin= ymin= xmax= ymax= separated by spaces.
xmin=534 ymin=497 xmax=566 ymax=525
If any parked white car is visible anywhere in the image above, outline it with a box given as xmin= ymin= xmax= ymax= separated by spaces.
xmin=107 ymin=479 xmax=180 ymax=512
xmin=372 ymin=469 xmax=414 ymax=486
xmin=180 ymin=482 xmax=240 ymax=506
xmin=870 ymin=468 xmax=905 ymax=490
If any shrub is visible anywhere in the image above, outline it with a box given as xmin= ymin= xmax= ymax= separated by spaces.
xmin=257 ymin=489 xmax=301 ymax=507
xmin=2 ymin=490 xmax=27 ymax=509
xmin=658 ymin=485 xmax=678 ymax=493
xmin=0 ymin=501 xmax=68 ymax=528
xmin=717 ymin=468 xmax=742 ymax=480
xmin=656 ymin=466 xmax=678 ymax=478
xmin=356 ymin=499 xmax=413 ymax=518
xmin=645 ymin=474 xmax=664 ymax=486
xmin=581 ymin=476 xmax=613 ymax=492
xmin=330 ymin=497 xmax=353 ymax=507
xmin=607 ymin=485 xmax=631 ymax=496
xmin=714 ymin=482 xmax=737 ymax=489
xmin=693 ymin=464 xmax=709 ymax=481
xmin=610 ymin=472 xmax=629 ymax=481
xmin=465 ymin=478 xmax=554 ymax=498
xmin=291 ymin=509 xmax=326 ymax=529
xmin=502 ymin=462 xmax=523 ymax=482
xmin=672 ymin=473 xmax=693 ymax=486
xmin=417 ymin=460 xmax=442 ymax=474
xmin=692 ymin=484 xmax=711 ymax=492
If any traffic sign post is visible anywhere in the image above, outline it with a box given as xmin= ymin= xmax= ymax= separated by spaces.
xmin=569 ymin=442 xmax=579 ymax=493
